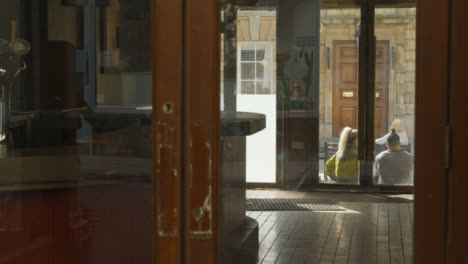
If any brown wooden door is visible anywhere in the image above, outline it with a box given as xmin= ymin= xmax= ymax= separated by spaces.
xmin=333 ymin=41 xmax=359 ymax=137
xmin=332 ymin=41 xmax=389 ymax=137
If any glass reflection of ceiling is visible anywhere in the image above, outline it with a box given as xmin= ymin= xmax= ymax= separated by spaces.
xmin=322 ymin=0 xmax=416 ymax=8
xmin=221 ymin=0 xmax=416 ymax=9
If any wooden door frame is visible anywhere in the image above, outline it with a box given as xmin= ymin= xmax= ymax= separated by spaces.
xmin=153 ymin=0 xmax=220 ymax=263
xmin=414 ymin=0 xmax=449 ymax=263
xmin=153 ymin=1 xmax=184 ymax=263
xmin=183 ymin=1 xmax=220 ymax=264
xmin=447 ymin=0 xmax=468 ymax=261
xmin=314 ymin=5 xmax=412 ymax=193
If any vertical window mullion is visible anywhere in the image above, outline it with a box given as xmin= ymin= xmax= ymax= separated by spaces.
xmin=358 ymin=0 xmax=376 ymax=187
xmin=254 ymin=42 xmax=257 ymax=94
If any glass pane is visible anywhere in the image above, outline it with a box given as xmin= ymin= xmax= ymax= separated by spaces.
xmin=256 ymin=62 xmax=265 ymax=80
xmin=319 ymin=6 xmax=361 ymax=185
xmin=374 ymin=6 xmax=416 ymax=187
xmin=241 ymin=62 xmax=255 ymax=79
xmin=256 ymin=49 xmax=265 ymax=61
xmin=241 ymin=49 xmax=255 ymax=61
xmin=96 ymin=0 xmax=152 ymax=107
xmin=220 ymin=1 xmax=414 ymax=264
xmin=0 ymin=1 xmax=153 ymax=263
xmin=236 ymin=10 xmax=277 ymax=184
xmin=256 ymin=81 xmax=271 ymax=94
xmin=241 ymin=81 xmax=255 ymax=94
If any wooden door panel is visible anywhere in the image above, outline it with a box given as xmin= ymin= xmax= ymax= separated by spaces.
xmin=376 ymin=64 xmax=385 ymax=83
xmin=339 ymin=107 xmax=358 ymax=130
xmin=375 ymin=107 xmax=383 ymax=136
xmin=376 ymin=46 xmax=385 ymax=59
xmin=156 ymin=121 xmax=181 ymax=238
xmin=341 ymin=64 xmax=358 ymax=83
xmin=341 ymin=46 xmax=358 ymax=58
xmin=188 ymin=123 xmax=214 ymax=237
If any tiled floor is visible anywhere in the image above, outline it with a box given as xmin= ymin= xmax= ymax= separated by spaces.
xmin=246 ymin=190 xmax=413 ymax=264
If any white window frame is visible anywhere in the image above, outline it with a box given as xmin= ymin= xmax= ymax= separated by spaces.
xmin=237 ymin=41 xmax=275 ymax=95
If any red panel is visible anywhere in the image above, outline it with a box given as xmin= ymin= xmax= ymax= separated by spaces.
xmin=0 ymin=187 xmax=152 ymax=264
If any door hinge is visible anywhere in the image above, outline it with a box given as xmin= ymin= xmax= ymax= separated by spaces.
xmin=445 ymin=125 xmax=451 ymax=169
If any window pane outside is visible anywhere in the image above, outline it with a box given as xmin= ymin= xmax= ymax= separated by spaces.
xmin=319 ymin=7 xmax=361 ymax=185
xmin=373 ymin=6 xmax=416 ymax=186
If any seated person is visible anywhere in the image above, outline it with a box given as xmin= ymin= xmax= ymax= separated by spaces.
xmin=375 ymin=119 xmax=410 ymax=155
xmin=375 ymin=129 xmax=414 ymax=185
xmin=376 ymin=119 xmax=409 ymax=145
xmin=325 ymin=127 xmax=359 ymax=184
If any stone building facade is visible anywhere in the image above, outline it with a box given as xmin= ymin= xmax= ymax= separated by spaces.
xmin=319 ymin=8 xmax=416 ymax=142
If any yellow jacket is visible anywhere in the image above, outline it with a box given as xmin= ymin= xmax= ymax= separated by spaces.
xmin=324 ymin=146 xmax=358 ymax=178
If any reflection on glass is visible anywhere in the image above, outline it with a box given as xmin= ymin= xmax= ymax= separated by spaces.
xmin=238 ymin=42 xmax=274 ymax=96
xmin=96 ymin=0 xmax=152 ymax=107
xmin=236 ymin=10 xmax=277 ymax=184
xmin=0 ymin=0 xmax=152 ymax=263
xmin=374 ymin=6 xmax=416 ymax=186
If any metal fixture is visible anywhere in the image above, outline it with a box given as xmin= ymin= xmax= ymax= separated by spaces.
xmin=0 ymin=38 xmax=31 ymax=144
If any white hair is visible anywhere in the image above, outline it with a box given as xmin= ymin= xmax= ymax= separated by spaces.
xmin=337 ymin=127 xmax=357 ymax=159
xmin=390 ymin=119 xmax=405 ymax=133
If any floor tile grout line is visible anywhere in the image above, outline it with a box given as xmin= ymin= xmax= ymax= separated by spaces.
xmin=317 ymin=212 xmax=338 ymax=262
xmin=259 ymin=210 xmax=298 ymax=264
xmin=345 ymin=204 xmax=358 ymax=264
xmin=398 ymin=202 xmax=407 ymax=264
xmin=387 ymin=203 xmax=393 ymax=264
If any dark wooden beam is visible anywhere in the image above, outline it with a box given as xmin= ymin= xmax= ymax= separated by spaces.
xmin=414 ymin=0 xmax=450 ymax=263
